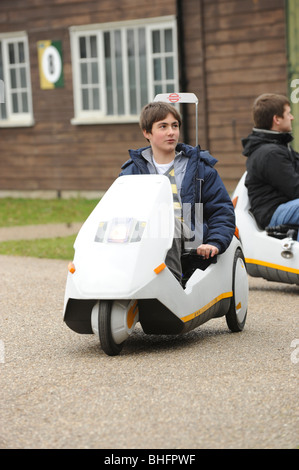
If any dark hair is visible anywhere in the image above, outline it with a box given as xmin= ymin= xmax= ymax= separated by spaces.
xmin=253 ymin=93 xmax=290 ymax=130
xmin=139 ymin=101 xmax=182 ymax=133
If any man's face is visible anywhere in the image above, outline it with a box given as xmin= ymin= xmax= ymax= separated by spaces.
xmin=276 ymin=105 xmax=294 ymax=132
xmin=143 ymin=113 xmax=180 ymax=157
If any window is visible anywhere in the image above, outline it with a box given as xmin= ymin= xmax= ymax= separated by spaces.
xmin=0 ymin=32 xmax=34 ymax=127
xmin=70 ymin=17 xmax=178 ymax=124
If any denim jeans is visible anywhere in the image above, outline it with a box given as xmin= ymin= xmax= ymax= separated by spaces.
xmin=269 ymin=199 xmax=299 ymax=241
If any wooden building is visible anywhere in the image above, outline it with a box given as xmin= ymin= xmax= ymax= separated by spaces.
xmin=0 ymin=0 xmax=297 ymax=197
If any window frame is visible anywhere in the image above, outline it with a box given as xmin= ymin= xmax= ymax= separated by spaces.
xmin=70 ymin=16 xmax=178 ymax=125
xmin=0 ymin=31 xmax=34 ymax=128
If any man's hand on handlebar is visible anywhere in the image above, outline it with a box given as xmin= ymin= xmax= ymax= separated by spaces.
xmin=196 ymin=244 xmax=219 ymax=259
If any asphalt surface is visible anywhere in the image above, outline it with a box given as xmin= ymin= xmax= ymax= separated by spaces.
xmin=0 ymin=226 xmax=298 ymax=449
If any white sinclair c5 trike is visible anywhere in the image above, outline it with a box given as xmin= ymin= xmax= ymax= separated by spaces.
xmin=232 ymin=172 xmax=299 ymax=286
xmin=63 ymin=93 xmax=249 ymax=356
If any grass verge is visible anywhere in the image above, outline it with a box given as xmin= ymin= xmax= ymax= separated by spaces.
xmin=0 ymin=235 xmax=77 ymax=260
xmin=0 ymin=198 xmax=98 ymax=259
xmin=0 ymin=198 xmax=98 ymax=227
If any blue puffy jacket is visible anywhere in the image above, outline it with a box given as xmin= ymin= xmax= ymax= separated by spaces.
xmin=120 ymin=143 xmax=235 ymax=254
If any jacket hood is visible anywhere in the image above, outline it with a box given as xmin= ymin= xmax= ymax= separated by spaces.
xmin=242 ymin=129 xmax=293 ymax=157
xmin=177 ymin=143 xmax=218 ymax=167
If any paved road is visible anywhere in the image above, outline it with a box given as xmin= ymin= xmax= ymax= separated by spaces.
xmin=0 ymin=254 xmax=298 ymax=449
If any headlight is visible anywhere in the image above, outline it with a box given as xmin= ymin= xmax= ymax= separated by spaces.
xmin=108 ymin=218 xmax=132 ymax=243
xmin=94 ymin=218 xmax=146 ymax=244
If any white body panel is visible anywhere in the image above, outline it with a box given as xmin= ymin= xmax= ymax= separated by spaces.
xmin=66 ymin=175 xmax=174 ymax=299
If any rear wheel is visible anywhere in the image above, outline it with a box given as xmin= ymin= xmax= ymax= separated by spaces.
xmin=98 ymin=300 xmax=124 ymax=356
xmin=226 ymin=248 xmax=248 ymax=332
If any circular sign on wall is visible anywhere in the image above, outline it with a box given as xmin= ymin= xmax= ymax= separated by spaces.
xmin=37 ymin=40 xmax=64 ymax=89
xmin=42 ymin=45 xmax=62 ymax=84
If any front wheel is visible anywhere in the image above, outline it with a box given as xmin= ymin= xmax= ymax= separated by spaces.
xmin=98 ymin=300 xmax=124 ymax=356
xmin=226 ymin=248 xmax=248 ymax=332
